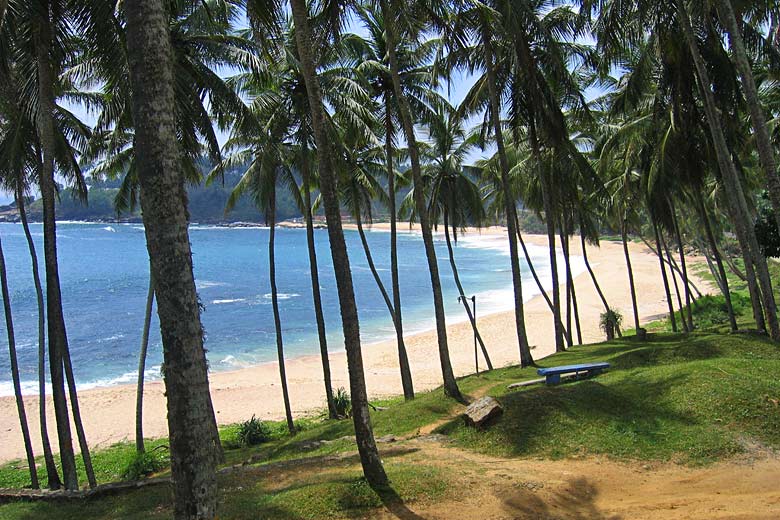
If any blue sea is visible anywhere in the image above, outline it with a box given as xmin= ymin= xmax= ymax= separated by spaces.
xmin=0 ymin=222 xmax=580 ymax=395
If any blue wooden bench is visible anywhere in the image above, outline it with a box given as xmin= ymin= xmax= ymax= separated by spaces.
xmin=537 ymin=362 xmax=610 ymax=385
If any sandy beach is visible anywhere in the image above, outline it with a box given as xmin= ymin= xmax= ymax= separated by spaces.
xmin=0 ymin=228 xmax=710 ymax=463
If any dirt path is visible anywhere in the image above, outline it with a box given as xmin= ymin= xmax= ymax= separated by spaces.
xmin=367 ymin=437 xmax=780 ymax=519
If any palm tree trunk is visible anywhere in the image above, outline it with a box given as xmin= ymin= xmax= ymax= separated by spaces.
xmin=62 ymin=345 xmax=96 ymax=487
xmin=514 ymin=217 xmax=571 ymax=337
xmin=17 ymin=187 xmax=60 ymax=489
xmin=481 ymin=24 xmax=534 ymax=365
xmin=268 ymin=186 xmax=295 ymax=435
xmin=385 ymin=96 xmax=414 ymax=400
xmin=671 ymin=203 xmax=694 ymax=331
xmin=559 ymin=224 xmax=574 ymax=347
xmin=34 ymin=15 xmax=79 ymax=491
xmin=443 ymin=210 xmax=493 ymax=370
xmin=621 ymin=220 xmax=641 ymax=334
xmin=717 ymin=0 xmax=780 ymax=235
xmin=662 ymin=233 xmax=689 ymax=332
xmin=125 ymin=0 xmax=221 ymax=515
xmin=136 ymin=268 xmax=155 ymax=453
xmin=694 ymin=192 xmax=737 ymax=331
xmin=677 ymin=0 xmax=780 ymax=341
xmin=561 ymin=219 xmax=582 ymax=345
xmin=382 ymin=0 xmax=467 ymax=395
xmin=289 ymin=0 xmax=387 ymax=488
xmin=578 ymin=227 xmax=612 ymax=316
xmin=300 ymin=147 xmax=337 ymax=417
xmin=653 ymin=220 xmax=678 ymax=332
xmin=0 ymin=234 xmax=39 ymax=489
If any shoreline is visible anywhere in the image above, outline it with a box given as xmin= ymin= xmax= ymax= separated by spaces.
xmin=0 ymin=231 xmax=710 ymax=463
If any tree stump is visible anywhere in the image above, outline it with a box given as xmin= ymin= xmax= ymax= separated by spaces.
xmin=463 ymin=396 xmax=503 ymax=428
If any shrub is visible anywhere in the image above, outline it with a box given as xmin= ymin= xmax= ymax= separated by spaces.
xmin=237 ymin=415 xmax=273 ymax=446
xmin=333 ymin=387 xmax=352 ymax=418
xmin=122 ymin=449 xmax=167 ymax=481
xmin=599 ymin=308 xmax=623 ymax=340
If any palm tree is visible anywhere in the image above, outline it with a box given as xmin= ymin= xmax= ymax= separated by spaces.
xmin=421 ymin=100 xmax=493 ymax=369
xmin=221 ymin=114 xmax=301 ymax=434
xmin=286 ymin=0 xmax=388 ymax=488
xmin=0 ymin=76 xmax=61 ymax=488
xmin=349 ymin=4 xmax=437 ymax=400
xmin=378 ymin=0 xmax=464 ymax=398
xmin=0 ymin=233 xmax=38 ymax=488
xmin=716 ymin=0 xmax=780 ymax=235
xmin=124 ymin=0 xmax=221 ymax=515
xmin=2 ymin=0 xmax=120 ymax=489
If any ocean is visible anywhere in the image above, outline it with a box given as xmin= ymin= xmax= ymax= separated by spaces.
xmin=0 ymin=222 xmax=583 ymax=395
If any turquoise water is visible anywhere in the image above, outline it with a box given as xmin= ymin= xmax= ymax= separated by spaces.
xmin=0 ymin=222 xmax=576 ymax=395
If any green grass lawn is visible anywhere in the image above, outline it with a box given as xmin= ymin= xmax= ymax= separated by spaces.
xmin=1 ymin=261 xmax=779 ymax=519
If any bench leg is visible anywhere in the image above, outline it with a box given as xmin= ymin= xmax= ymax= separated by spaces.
xmin=546 ymin=374 xmax=561 ymax=385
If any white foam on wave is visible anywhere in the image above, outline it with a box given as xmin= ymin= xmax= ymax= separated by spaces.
xmin=102 ymin=226 xmax=117 ymax=233
xmin=196 ymin=280 xmax=227 ymax=290
xmin=0 ymin=366 xmax=162 ymax=397
xmin=212 ymin=298 xmax=247 ymax=305
xmin=263 ymin=293 xmax=300 ymax=300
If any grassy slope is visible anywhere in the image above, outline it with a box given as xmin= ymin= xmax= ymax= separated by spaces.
xmin=1 ymin=261 xmax=779 ymax=519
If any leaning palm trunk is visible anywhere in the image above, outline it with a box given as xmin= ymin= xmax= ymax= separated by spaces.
xmin=443 ymin=211 xmax=493 ymax=370
xmin=289 ymin=0 xmax=387 ymax=487
xmin=671 ymin=204 xmax=694 ymax=332
xmin=578 ymin=227 xmax=613 ymax=316
xmin=17 ymin=188 xmax=60 ymax=488
xmin=481 ymin=25 xmax=534 ymax=365
xmin=384 ymin=98 xmax=414 ymax=400
xmin=694 ymin=193 xmax=737 ymax=331
xmin=0 ymin=235 xmax=39 ymax=489
xmin=300 ymin=150 xmax=337 ymax=418
xmin=560 ymin=221 xmax=582 ymax=345
xmin=717 ymin=0 xmax=780 ymax=235
xmin=621 ymin=220 xmax=641 ymax=334
xmin=125 ymin=0 xmax=221 ymax=515
xmin=559 ymin=225 xmax=574 ymax=346
xmin=662 ymin=233 xmax=690 ymax=332
xmin=62 ymin=346 xmax=96 ymax=488
xmin=653 ymin=220 xmax=678 ymax=332
xmin=382 ymin=0 xmax=466 ymax=395
xmin=268 ymin=186 xmax=295 ymax=435
xmin=677 ymin=0 xmax=780 ymax=341
xmin=35 ymin=15 xmax=79 ymax=490
xmin=136 ymin=269 xmax=155 ymax=453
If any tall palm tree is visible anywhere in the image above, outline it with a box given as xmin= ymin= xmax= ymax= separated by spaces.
xmin=379 ymin=0 xmax=464 ymax=397
xmin=0 ymin=76 xmax=61 ymax=488
xmin=286 ymin=0 xmax=388 ymax=488
xmin=349 ymin=4 xmax=437 ymax=400
xmin=125 ymin=0 xmax=221 ymax=515
xmin=2 ymin=0 xmax=120 ymax=489
xmin=421 ymin=100 xmax=493 ymax=369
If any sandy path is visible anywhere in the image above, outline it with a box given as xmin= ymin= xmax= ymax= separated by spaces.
xmin=368 ymin=437 xmax=780 ymax=519
xmin=0 ymin=230 xmax=709 ymax=463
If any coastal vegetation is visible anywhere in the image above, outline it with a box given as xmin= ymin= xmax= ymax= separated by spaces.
xmin=0 ymin=0 xmax=779 ymax=518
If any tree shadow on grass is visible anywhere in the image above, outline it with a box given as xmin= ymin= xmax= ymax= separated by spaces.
xmin=436 ymin=374 xmax=697 ymax=458
xmin=500 ymin=477 xmax=621 ymax=519
xmin=372 ymin=485 xmax=427 ymax=520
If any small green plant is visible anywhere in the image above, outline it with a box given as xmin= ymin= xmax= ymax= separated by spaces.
xmin=333 ymin=387 xmax=352 ymax=418
xmin=122 ymin=449 xmax=167 ymax=481
xmin=237 ymin=415 xmax=273 ymax=446
xmin=599 ymin=308 xmax=623 ymax=340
